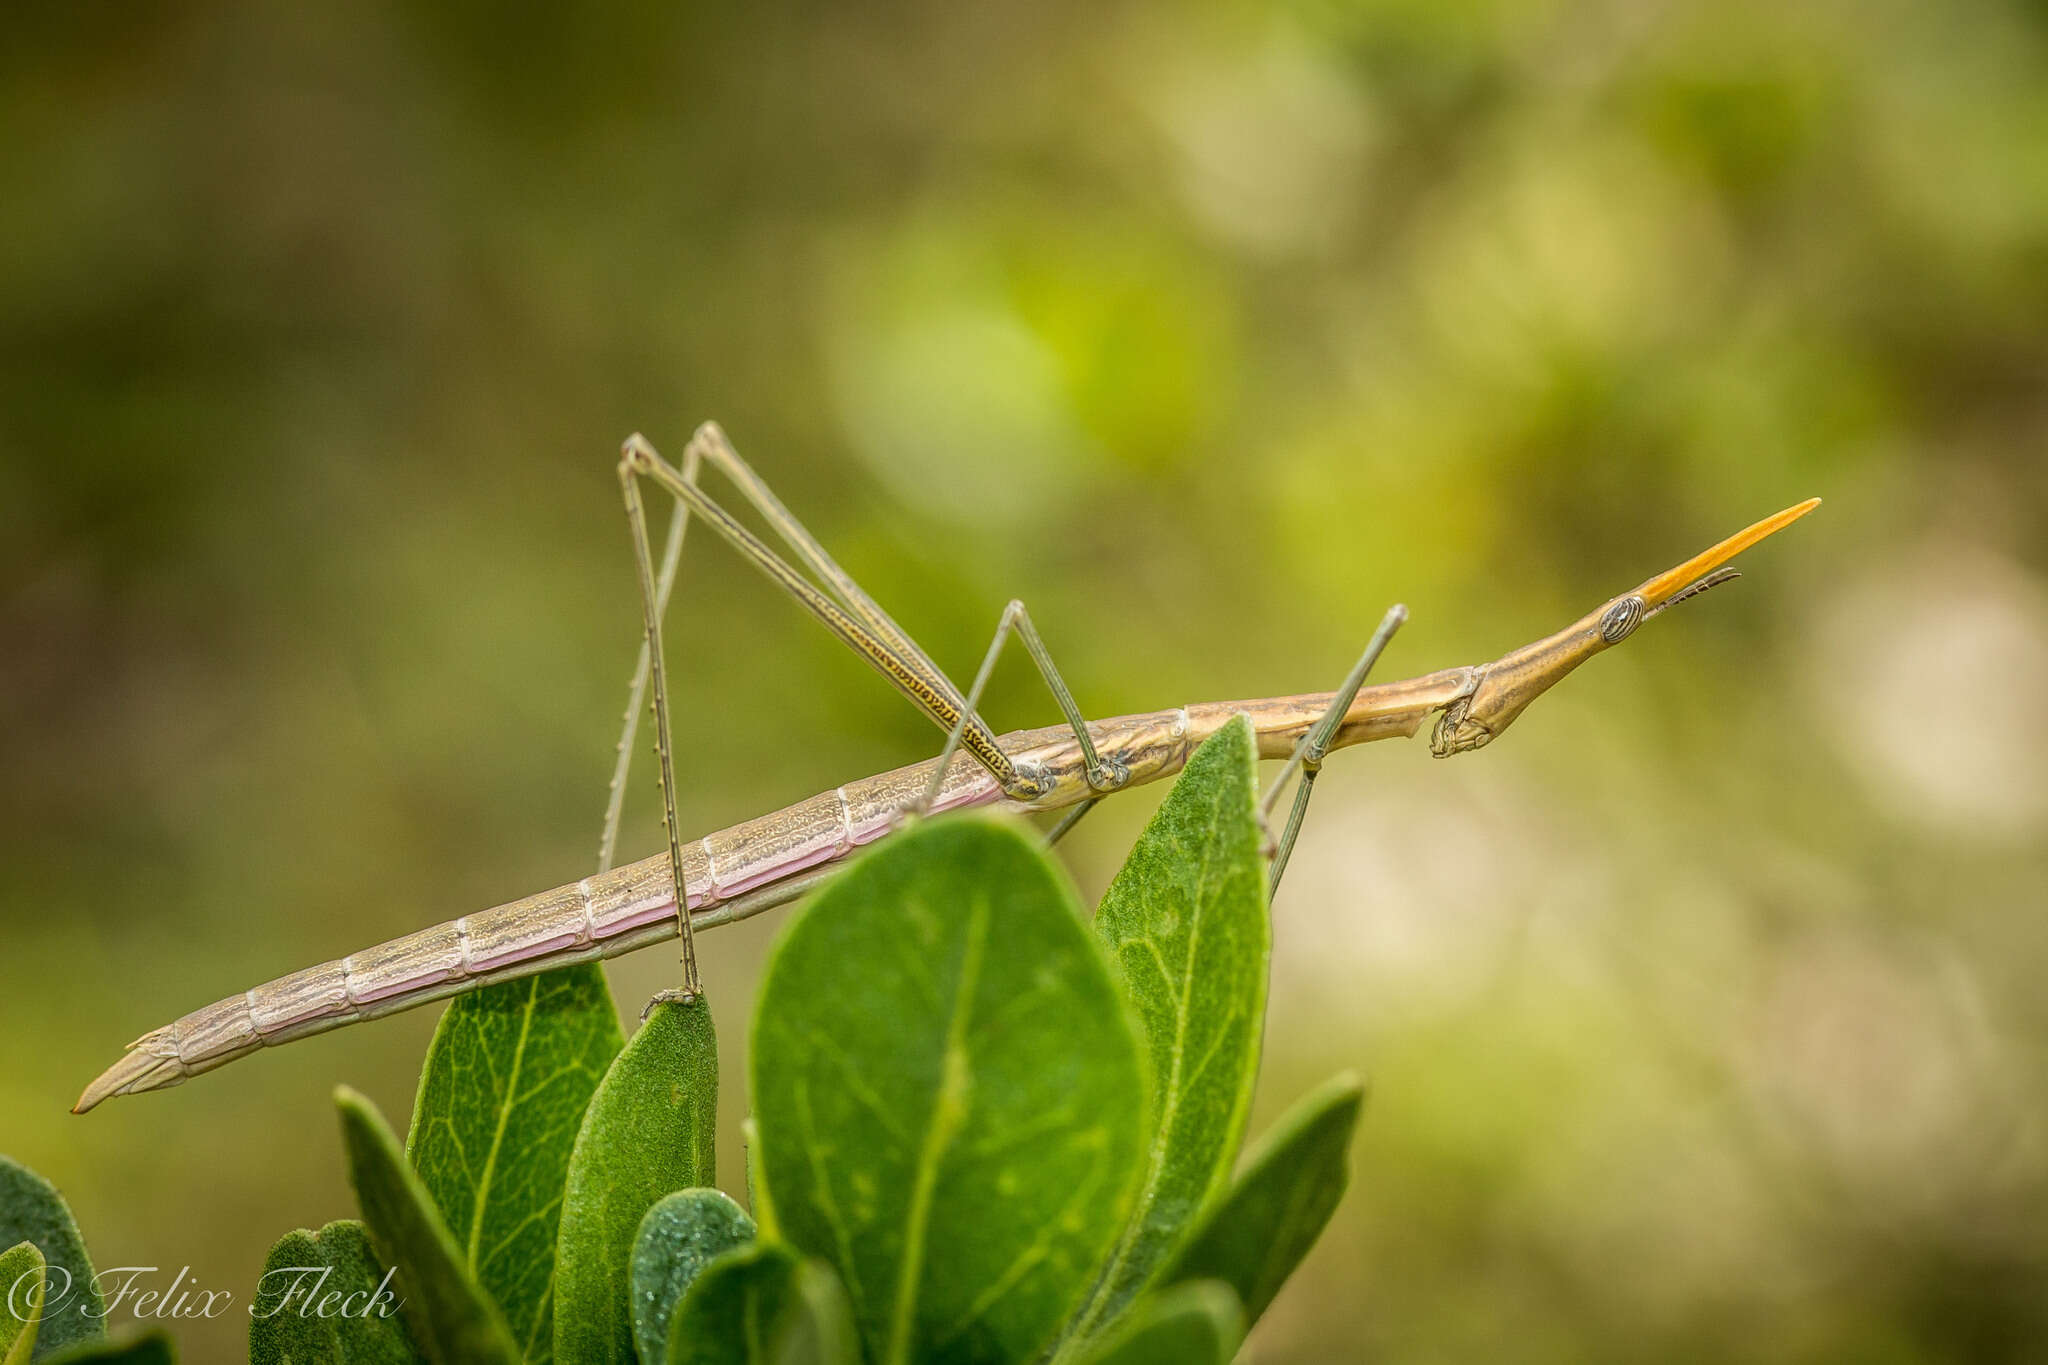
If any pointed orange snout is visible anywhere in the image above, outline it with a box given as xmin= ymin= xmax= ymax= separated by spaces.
xmin=1635 ymin=497 xmax=1821 ymax=608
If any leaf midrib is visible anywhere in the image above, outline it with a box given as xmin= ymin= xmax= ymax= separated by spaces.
xmin=885 ymin=893 xmax=989 ymax=1365
xmin=1059 ymin=767 xmax=1236 ymax=1356
xmin=466 ymin=977 xmax=540 ymax=1276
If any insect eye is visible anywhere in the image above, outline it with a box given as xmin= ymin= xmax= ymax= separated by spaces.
xmin=1600 ymin=596 xmax=1646 ymax=644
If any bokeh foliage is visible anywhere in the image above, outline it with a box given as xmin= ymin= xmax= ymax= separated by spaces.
xmin=3 ymin=0 xmax=2046 ymax=1360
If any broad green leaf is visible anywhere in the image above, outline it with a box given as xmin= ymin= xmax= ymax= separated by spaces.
xmin=1064 ymin=715 xmax=1268 ymax=1348
xmin=1070 ymin=1281 xmax=1242 ymax=1365
xmin=1157 ymin=1073 xmax=1365 ymax=1329
xmin=0 ymin=1156 xmax=104 ymax=1360
xmin=631 ymin=1190 xmax=756 ymax=1365
xmin=405 ymin=964 xmax=623 ymax=1363
xmin=335 ymin=1088 xmax=521 ymax=1365
xmin=248 ymin=1220 xmax=423 ymax=1365
xmin=667 ymin=1243 xmax=856 ymax=1365
xmin=40 ymin=1334 xmax=174 ymax=1364
xmin=554 ymin=997 xmax=718 ymax=1365
xmin=1 ymin=1242 xmax=44 ymax=1365
xmin=751 ymin=817 xmax=1147 ymax=1365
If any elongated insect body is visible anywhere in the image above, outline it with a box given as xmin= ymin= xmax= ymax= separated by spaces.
xmin=72 ymin=429 xmax=1816 ymax=1116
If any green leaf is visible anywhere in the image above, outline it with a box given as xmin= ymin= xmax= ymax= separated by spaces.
xmin=247 ymin=1220 xmax=423 ymax=1365
xmin=1069 ymin=1281 xmax=1242 ymax=1365
xmin=554 ymin=996 xmax=718 ymax=1365
xmin=666 ymin=1243 xmax=856 ymax=1365
xmin=1 ymin=1242 xmax=44 ymax=1365
xmin=0 ymin=1156 xmax=104 ymax=1360
xmin=1156 ymin=1073 xmax=1365 ymax=1330
xmin=405 ymin=964 xmax=623 ymax=1362
xmin=335 ymin=1088 xmax=521 ymax=1365
xmin=1064 ymin=714 xmax=1268 ymax=1348
xmin=40 ymin=1334 xmax=174 ymax=1364
xmin=631 ymin=1190 xmax=756 ymax=1365
xmin=751 ymin=817 xmax=1148 ymax=1365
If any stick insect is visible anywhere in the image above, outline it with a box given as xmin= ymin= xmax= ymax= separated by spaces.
xmin=74 ymin=424 xmax=1819 ymax=1112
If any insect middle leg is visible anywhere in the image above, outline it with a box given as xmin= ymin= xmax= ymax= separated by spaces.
xmin=912 ymin=597 xmax=1129 ymax=819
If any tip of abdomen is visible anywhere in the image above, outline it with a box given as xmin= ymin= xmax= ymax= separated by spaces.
xmin=73 ymin=1031 xmax=189 ymax=1113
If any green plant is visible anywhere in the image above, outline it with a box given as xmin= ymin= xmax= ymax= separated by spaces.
xmin=0 ymin=1155 xmax=177 ymax=1363
xmin=11 ymin=715 xmax=1364 ymax=1363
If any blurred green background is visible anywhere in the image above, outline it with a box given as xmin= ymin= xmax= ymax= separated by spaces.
xmin=4 ymin=0 xmax=2046 ymax=1359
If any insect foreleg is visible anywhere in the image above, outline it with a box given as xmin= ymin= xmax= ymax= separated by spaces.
xmin=1263 ymin=604 xmax=1407 ymax=894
